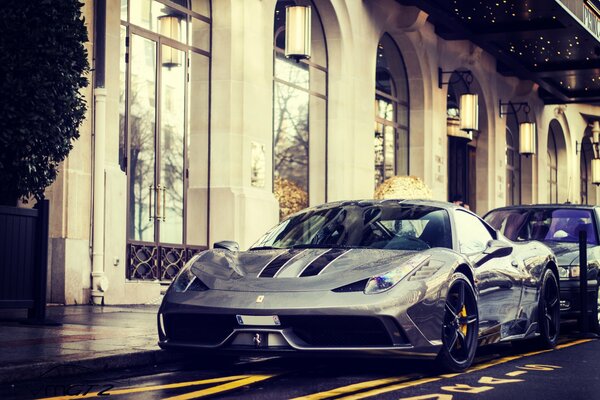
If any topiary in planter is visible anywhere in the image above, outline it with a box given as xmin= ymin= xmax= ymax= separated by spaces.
xmin=0 ymin=0 xmax=89 ymax=205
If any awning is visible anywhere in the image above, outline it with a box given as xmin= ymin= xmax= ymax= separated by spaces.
xmin=397 ymin=0 xmax=600 ymax=104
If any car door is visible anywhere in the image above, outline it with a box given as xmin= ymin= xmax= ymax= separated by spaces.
xmin=453 ymin=210 xmax=523 ymax=338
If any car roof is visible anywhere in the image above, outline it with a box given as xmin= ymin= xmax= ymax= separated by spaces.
xmin=486 ymin=204 xmax=599 ymax=213
xmin=305 ymin=199 xmax=461 ymax=212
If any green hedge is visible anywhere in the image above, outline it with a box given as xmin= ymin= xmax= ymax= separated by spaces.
xmin=0 ymin=0 xmax=89 ymax=204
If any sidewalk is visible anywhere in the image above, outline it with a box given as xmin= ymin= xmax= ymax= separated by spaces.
xmin=0 ymin=304 xmax=182 ymax=384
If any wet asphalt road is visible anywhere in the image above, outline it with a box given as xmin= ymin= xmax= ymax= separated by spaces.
xmin=3 ymin=334 xmax=600 ymax=400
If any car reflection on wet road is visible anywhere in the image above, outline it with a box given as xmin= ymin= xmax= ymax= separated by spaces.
xmin=2 ymin=331 xmax=599 ymax=400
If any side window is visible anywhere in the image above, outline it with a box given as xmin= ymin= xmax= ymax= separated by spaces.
xmin=455 ymin=211 xmax=494 ymax=254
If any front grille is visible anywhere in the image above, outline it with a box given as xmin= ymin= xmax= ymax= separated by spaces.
xmin=164 ymin=313 xmax=238 ymax=345
xmin=280 ymin=315 xmax=394 ymax=347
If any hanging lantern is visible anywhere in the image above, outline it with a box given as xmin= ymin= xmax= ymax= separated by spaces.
xmin=592 ymin=158 xmax=600 ymax=185
xmin=519 ymin=121 xmax=536 ymax=156
xmin=158 ymin=15 xmax=182 ymax=68
xmin=447 ymin=116 xmax=472 ymax=140
xmin=592 ymin=120 xmax=600 ymax=144
xmin=285 ymin=6 xmax=311 ymax=61
xmin=459 ymin=93 xmax=479 ymax=133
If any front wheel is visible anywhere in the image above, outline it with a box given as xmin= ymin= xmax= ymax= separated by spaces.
xmin=436 ymin=272 xmax=479 ymax=372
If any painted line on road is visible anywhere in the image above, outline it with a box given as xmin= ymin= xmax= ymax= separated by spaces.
xmin=34 ymin=374 xmax=252 ymax=400
xmin=162 ymin=374 xmax=279 ymax=400
xmin=289 ymin=375 xmax=420 ymax=400
xmin=294 ymin=339 xmax=593 ymax=400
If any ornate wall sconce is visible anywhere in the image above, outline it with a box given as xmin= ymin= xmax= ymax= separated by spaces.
xmin=439 ymin=68 xmax=478 ymax=140
xmin=499 ymin=100 xmax=536 ymax=157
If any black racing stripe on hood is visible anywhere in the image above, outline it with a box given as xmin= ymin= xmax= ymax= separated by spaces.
xmin=299 ymin=248 xmax=349 ymax=277
xmin=259 ymin=249 xmax=303 ymax=278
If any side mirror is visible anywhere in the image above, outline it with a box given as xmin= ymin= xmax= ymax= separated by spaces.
xmin=214 ymin=240 xmax=239 ymax=252
xmin=483 ymin=239 xmax=513 ymax=258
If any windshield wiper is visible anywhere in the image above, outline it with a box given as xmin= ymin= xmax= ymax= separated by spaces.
xmin=248 ymin=246 xmax=282 ymax=251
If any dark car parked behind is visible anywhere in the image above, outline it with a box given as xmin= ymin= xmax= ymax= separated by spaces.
xmin=484 ymin=204 xmax=600 ymax=331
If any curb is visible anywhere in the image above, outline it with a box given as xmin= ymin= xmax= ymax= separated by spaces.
xmin=0 ymin=349 xmax=185 ymax=385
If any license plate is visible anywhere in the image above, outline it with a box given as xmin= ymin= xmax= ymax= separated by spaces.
xmin=236 ymin=315 xmax=281 ymax=326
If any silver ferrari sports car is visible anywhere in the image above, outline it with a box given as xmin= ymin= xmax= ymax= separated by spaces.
xmin=158 ymin=200 xmax=560 ymax=371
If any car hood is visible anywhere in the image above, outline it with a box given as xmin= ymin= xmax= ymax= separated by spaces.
xmin=190 ymin=247 xmax=427 ymax=292
xmin=542 ymin=241 xmax=591 ymax=266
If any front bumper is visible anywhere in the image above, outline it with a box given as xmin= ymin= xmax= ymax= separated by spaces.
xmin=559 ymin=279 xmax=597 ymax=319
xmin=157 ymin=285 xmax=443 ymax=359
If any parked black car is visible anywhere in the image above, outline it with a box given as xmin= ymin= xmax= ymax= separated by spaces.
xmin=484 ymin=204 xmax=600 ymax=330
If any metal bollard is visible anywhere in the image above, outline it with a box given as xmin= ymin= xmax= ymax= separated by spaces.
xmin=579 ymin=229 xmax=589 ymax=333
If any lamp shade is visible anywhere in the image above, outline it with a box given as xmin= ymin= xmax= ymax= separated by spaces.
xmin=519 ymin=122 xmax=536 ymax=156
xmin=459 ymin=93 xmax=478 ymax=132
xmin=159 ymin=15 xmax=182 ymax=68
xmin=592 ymin=158 xmax=600 ymax=185
xmin=285 ymin=6 xmax=311 ymax=60
xmin=592 ymin=120 xmax=600 ymax=144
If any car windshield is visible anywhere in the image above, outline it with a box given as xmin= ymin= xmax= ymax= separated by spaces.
xmin=251 ymin=203 xmax=452 ymax=251
xmin=485 ymin=208 xmax=598 ymax=245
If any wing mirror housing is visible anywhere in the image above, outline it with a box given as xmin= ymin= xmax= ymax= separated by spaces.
xmin=214 ymin=240 xmax=240 ymax=252
xmin=483 ymin=239 xmax=513 ymax=258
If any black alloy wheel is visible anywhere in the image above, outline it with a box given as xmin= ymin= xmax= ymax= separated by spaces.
xmin=538 ymin=269 xmax=560 ymax=348
xmin=437 ymin=272 xmax=479 ymax=372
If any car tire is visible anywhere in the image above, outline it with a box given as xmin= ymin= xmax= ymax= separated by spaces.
xmin=436 ymin=272 xmax=479 ymax=372
xmin=590 ymin=284 xmax=600 ymax=334
xmin=537 ymin=269 xmax=560 ymax=348
xmin=511 ymin=269 xmax=559 ymax=351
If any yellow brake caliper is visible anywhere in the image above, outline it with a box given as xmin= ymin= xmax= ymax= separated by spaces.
xmin=459 ymin=305 xmax=468 ymax=335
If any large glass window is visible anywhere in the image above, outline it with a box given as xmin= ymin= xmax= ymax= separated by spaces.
xmin=120 ymin=0 xmax=211 ymax=280
xmin=580 ymin=137 xmax=594 ymax=204
xmin=374 ymin=34 xmax=409 ymax=188
xmin=273 ymin=0 xmax=327 ymax=220
xmin=548 ymin=126 xmax=558 ymax=203
xmin=506 ymin=125 xmax=521 ymax=205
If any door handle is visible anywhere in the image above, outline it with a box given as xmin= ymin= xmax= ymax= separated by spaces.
xmin=148 ymin=185 xmax=154 ymax=221
xmin=156 ymin=185 xmax=166 ymax=222
xmin=511 ymin=260 xmax=519 ymax=267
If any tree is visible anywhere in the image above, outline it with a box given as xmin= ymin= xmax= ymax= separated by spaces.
xmin=0 ymin=0 xmax=89 ymax=205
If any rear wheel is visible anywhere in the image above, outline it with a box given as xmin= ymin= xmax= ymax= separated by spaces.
xmin=537 ymin=269 xmax=560 ymax=348
xmin=436 ymin=272 xmax=479 ymax=372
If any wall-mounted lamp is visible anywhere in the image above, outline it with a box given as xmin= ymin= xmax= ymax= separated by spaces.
xmin=593 ymin=158 xmax=600 ymax=185
xmin=499 ymin=100 xmax=536 ymax=157
xmin=578 ymin=120 xmax=600 ymax=185
xmin=439 ymin=68 xmax=478 ymax=140
xmin=158 ymin=14 xmax=182 ymax=68
xmin=285 ymin=5 xmax=311 ymax=61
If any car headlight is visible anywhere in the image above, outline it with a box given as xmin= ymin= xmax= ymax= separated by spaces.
xmin=172 ymin=260 xmax=209 ymax=293
xmin=364 ymin=254 xmax=430 ymax=295
xmin=569 ymin=265 xmax=580 ymax=279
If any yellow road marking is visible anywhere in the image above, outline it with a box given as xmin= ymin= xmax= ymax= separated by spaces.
xmin=162 ymin=374 xmax=277 ymax=400
xmin=297 ymin=338 xmax=593 ymax=400
xmin=334 ymin=377 xmax=444 ymax=400
xmin=35 ymin=374 xmax=251 ymax=400
xmin=289 ymin=375 xmax=420 ymax=400
xmin=505 ymin=370 xmax=527 ymax=377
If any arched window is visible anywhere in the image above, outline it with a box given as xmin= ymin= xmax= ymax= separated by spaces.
xmin=580 ymin=137 xmax=594 ymax=204
xmin=120 ymin=0 xmax=211 ymax=280
xmin=506 ymin=124 xmax=521 ymax=205
xmin=374 ymin=34 xmax=409 ymax=188
xmin=547 ymin=126 xmax=558 ymax=203
xmin=273 ymin=0 xmax=328 ymax=220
